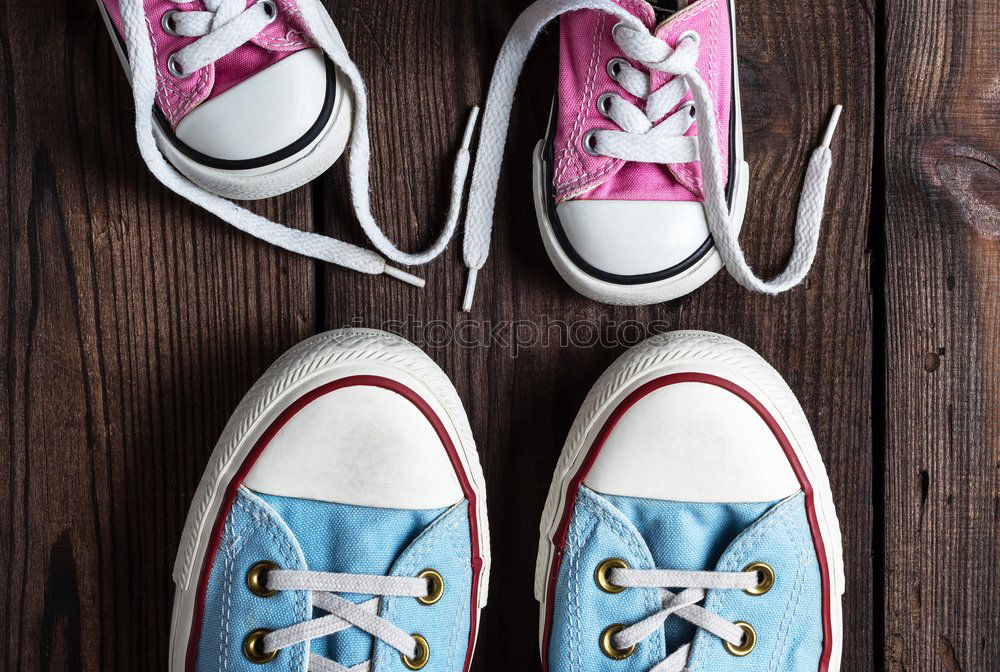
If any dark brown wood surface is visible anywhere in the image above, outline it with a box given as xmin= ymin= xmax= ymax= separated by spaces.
xmin=0 ymin=1 xmax=994 ymax=671
xmin=882 ymin=1 xmax=1000 ymax=670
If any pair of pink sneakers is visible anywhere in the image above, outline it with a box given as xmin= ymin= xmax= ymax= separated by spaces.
xmin=98 ymin=0 xmax=840 ymax=307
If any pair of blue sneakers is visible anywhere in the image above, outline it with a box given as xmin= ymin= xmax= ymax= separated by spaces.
xmin=169 ymin=329 xmax=843 ymax=672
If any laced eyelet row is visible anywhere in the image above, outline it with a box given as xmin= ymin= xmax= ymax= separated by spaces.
xmin=594 ymin=558 xmax=772 ymax=659
xmin=598 ymin=621 xmax=758 ymax=661
xmin=581 ymin=28 xmax=701 ymax=156
xmin=241 ymin=561 xmax=441 ymax=665
xmin=242 ymin=628 xmax=433 ymax=668
xmin=163 ymin=0 xmax=278 ymax=79
xmin=245 ymin=561 xmax=445 ymax=603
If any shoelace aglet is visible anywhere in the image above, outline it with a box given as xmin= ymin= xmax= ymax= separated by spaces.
xmin=385 ymin=265 xmax=426 ymax=288
xmin=821 ymin=104 xmax=843 ymax=149
xmin=461 ymin=106 xmax=481 ymax=149
xmin=456 ymin=108 xmax=482 ymax=312
xmin=461 ymin=268 xmax=478 ymax=311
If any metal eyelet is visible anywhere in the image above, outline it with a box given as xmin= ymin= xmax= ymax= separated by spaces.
xmin=161 ymin=9 xmax=182 ymax=37
xmin=723 ymin=622 xmax=757 ymax=656
xmin=606 ymin=57 xmax=629 ymax=81
xmin=600 ymin=624 xmax=636 ymax=660
xmin=259 ymin=0 xmax=278 ymax=22
xmin=416 ymin=569 xmax=445 ymax=605
xmin=581 ymin=129 xmax=600 ymax=156
xmin=677 ymin=29 xmax=701 ymax=46
xmin=401 ymin=634 xmax=430 ymax=670
xmin=742 ymin=562 xmax=775 ymax=596
xmin=597 ymin=92 xmax=616 ymax=118
xmin=594 ymin=558 xmax=628 ymax=593
xmin=246 ymin=561 xmax=279 ymax=598
xmin=167 ymin=53 xmax=191 ymax=78
xmin=243 ymin=629 xmax=277 ymax=664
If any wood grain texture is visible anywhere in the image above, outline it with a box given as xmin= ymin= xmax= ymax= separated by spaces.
xmin=883 ymin=1 xmax=1000 ymax=670
xmin=0 ymin=1 xmax=316 ymax=671
xmin=17 ymin=0 xmax=1000 ymax=670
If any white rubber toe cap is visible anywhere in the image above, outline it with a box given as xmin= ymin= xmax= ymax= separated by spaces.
xmin=174 ymin=48 xmax=330 ymax=162
xmin=583 ymin=381 xmax=801 ymax=502
xmin=243 ymin=385 xmax=464 ymax=509
xmin=555 ymin=199 xmax=711 ymax=277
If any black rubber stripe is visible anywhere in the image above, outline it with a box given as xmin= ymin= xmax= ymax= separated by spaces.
xmin=106 ymin=13 xmax=337 ymax=171
xmin=152 ymin=58 xmax=337 ymax=171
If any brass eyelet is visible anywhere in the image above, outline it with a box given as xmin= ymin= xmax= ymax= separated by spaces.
xmin=600 ymin=624 xmax=636 ymax=660
xmin=742 ymin=562 xmax=775 ymax=596
xmin=594 ymin=558 xmax=629 ymax=594
xmin=723 ymin=622 xmax=757 ymax=656
xmin=243 ymin=628 xmax=277 ymax=664
xmin=401 ymin=634 xmax=430 ymax=670
xmin=246 ymin=561 xmax=279 ymax=598
xmin=416 ymin=569 xmax=445 ymax=605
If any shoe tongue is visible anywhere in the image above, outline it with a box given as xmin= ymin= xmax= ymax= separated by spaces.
xmin=602 ymin=494 xmax=776 ymax=651
xmin=255 ymin=490 xmax=448 ymax=667
xmin=604 ymin=495 xmax=775 ymax=569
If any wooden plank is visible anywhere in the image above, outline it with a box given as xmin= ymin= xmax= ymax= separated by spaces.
xmin=321 ymin=2 xmax=873 ymax=670
xmin=0 ymin=2 xmax=315 ymax=670
xmin=883 ymin=1 xmax=1000 ymax=670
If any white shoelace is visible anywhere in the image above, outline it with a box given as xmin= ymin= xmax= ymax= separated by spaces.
xmin=118 ymin=0 xmax=478 ymax=287
xmin=460 ymin=0 xmax=842 ymax=309
xmin=607 ymin=566 xmax=760 ymax=672
xmin=162 ymin=0 xmax=274 ymax=77
xmin=261 ymin=569 xmax=431 ymax=672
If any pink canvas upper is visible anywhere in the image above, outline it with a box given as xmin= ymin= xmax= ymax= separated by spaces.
xmin=552 ymin=0 xmax=732 ymax=203
xmin=103 ymin=0 xmax=314 ymax=128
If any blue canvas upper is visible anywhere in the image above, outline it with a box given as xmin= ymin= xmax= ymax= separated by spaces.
xmin=549 ymin=486 xmax=823 ymax=672
xmin=195 ymin=486 xmax=472 ymax=672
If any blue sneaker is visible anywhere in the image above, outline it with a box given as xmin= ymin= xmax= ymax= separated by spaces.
xmin=169 ymin=329 xmax=490 ymax=672
xmin=535 ymin=331 xmax=844 ymax=672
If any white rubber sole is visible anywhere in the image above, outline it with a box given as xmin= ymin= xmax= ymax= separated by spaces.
xmin=167 ymin=329 xmax=491 ymax=672
xmin=533 ymin=331 xmax=844 ymax=671
xmin=156 ymin=73 xmax=352 ymax=201
xmin=96 ymin=0 xmax=351 ymax=201
xmin=533 ymin=0 xmax=749 ymax=306
xmin=533 ymin=145 xmax=749 ymax=305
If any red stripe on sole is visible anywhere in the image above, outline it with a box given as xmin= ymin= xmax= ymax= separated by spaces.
xmin=540 ymin=372 xmax=834 ymax=672
xmin=183 ymin=375 xmax=483 ymax=672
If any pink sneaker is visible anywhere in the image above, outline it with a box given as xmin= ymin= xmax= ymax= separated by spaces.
xmin=461 ymin=0 xmax=842 ymax=308
xmin=99 ymin=0 xmax=477 ymax=287
xmin=98 ymin=0 xmax=352 ymax=200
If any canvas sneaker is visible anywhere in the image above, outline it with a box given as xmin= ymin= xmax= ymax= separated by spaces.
xmin=534 ymin=331 xmax=845 ymax=671
xmin=460 ymin=0 xmax=842 ymax=308
xmin=99 ymin=1 xmax=478 ymax=286
xmin=168 ymin=329 xmax=490 ymax=672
